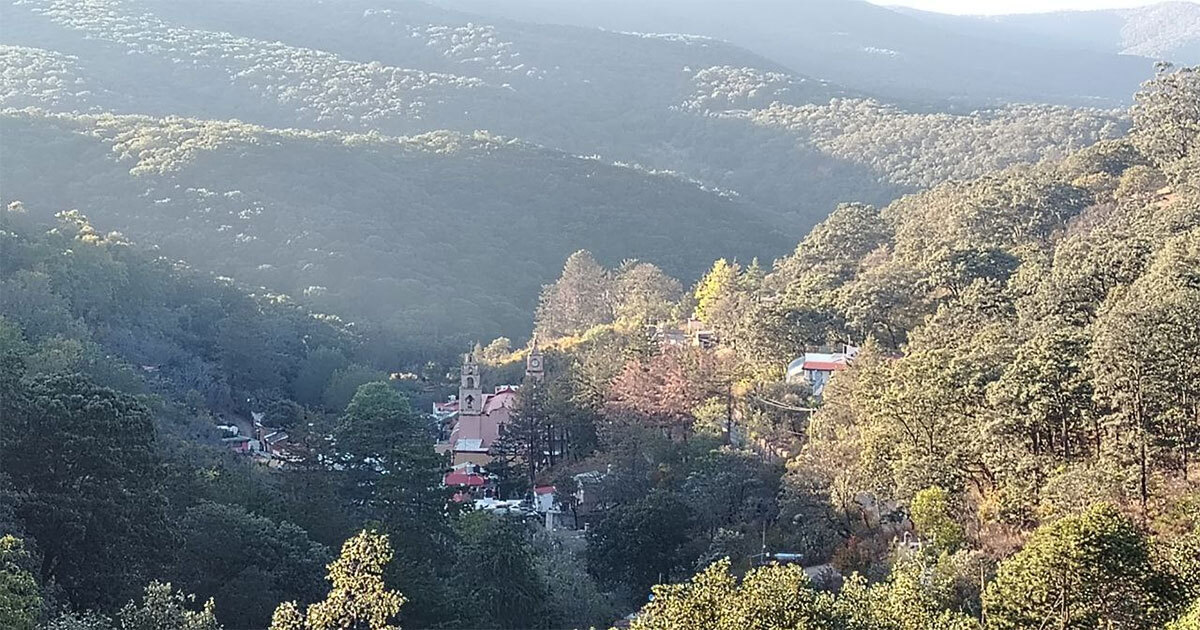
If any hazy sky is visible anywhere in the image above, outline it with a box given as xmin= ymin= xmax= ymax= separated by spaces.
xmin=869 ymin=0 xmax=1198 ymax=15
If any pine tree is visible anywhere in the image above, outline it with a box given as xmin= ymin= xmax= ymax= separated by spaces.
xmin=490 ymin=379 xmax=552 ymax=487
xmin=270 ymin=530 xmax=405 ymax=630
xmin=452 ymin=512 xmax=549 ymax=629
xmin=692 ymin=258 xmax=739 ymax=324
xmin=613 ymin=260 xmax=682 ymax=325
xmin=535 ymin=250 xmax=613 ymax=337
xmin=1090 ymin=233 xmax=1200 ymax=517
xmin=1132 ymin=63 xmax=1200 ymax=168
xmin=327 ymin=383 xmax=451 ymax=626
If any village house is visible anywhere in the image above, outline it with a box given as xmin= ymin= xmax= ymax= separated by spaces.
xmin=539 ymin=469 xmax=607 ymax=530
xmin=786 ymin=345 xmax=859 ymax=396
xmin=687 ymin=318 xmax=718 ymax=348
xmin=221 ymin=434 xmax=251 ymax=453
xmin=444 ymin=461 xmax=489 ymax=502
xmin=532 ymin=484 xmax=556 ymax=512
xmin=648 ymin=322 xmax=688 ymax=348
xmin=261 ymin=430 xmax=290 ymax=456
xmin=210 ymin=409 xmax=299 ymax=469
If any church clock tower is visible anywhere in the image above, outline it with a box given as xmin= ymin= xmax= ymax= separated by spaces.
xmin=525 ymin=334 xmax=545 ymax=382
xmin=459 ymin=352 xmax=483 ymax=415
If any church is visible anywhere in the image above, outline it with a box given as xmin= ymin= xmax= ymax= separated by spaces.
xmin=436 ymin=337 xmax=544 ymax=467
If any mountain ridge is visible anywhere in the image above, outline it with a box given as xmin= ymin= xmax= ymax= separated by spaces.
xmin=431 ymin=0 xmax=1160 ymax=105
xmin=895 ymin=1 xmax=1200 ymax=65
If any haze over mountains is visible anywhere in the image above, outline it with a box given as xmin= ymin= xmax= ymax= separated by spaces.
xmin=0 ymin=0 xmax=1189 ymax=342
xmin=434 ymin=0 xmax=1189 ymax=105
xmin=901 ymin=1 xmax=1200 ymax=65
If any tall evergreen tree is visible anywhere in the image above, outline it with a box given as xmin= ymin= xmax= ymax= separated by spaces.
xmin=452 ymin=512 xmax=548 ymax=630
xmin=613 ymin=260 xmax=683 ymax=325
xmin=535 ymin=250 xmax=613 ymax=338
xmin=1090 ymin=233 xmax=1200 ymax=517
xmin=1132 ymin=64 xmax=1200 ymax=168
xmin=490 ymin=378 xmax=553 ymax=487
xmin=692 ymin=259 xmax=740 ymax=324
xmin=327 ymin=383 xmax=451 ymax=627
xmin=0 ymin=371 xmax=173 ymax=611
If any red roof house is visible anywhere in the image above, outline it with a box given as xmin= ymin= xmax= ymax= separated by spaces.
xmin=444 ymin=469 xmax=487 ymax=487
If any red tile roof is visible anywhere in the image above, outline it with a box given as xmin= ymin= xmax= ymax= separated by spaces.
xmin=444 ymin=470 xmax=486 ymax=487
xmin=444 ymin=388 xmax=520 ymax=453
xmin=802 ymin=360 xmax=849 ymax=371
xmin=484 ymin=389 xmax=518 ymax=413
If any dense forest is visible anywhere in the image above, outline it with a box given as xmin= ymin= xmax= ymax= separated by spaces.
xmin=498 ymin=64 xmax=1200 ymax=629
xmin=2 ymin=53 xmax=1197 ymax=629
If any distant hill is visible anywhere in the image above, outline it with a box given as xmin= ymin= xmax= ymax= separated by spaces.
xmin=431 ymin=0 xmax=1159 ymax=106
xmin=900 ymin=2 xmax=1200 ymax=66
xmin=0 ymin=109 xmax=794 ymax=342
xmin=1114 ymin=2 xmax=1200 ymax=61
xmin=993 ymin=2 xmax=1200 ymax=65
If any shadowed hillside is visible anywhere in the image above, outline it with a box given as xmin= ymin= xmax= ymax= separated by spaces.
xmin=0 ymin=109 xmax=794 ymax=343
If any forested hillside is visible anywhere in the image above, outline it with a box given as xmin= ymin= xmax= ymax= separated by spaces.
xmin=0 ymin=207 xmax=395 ymax=626
xmin=1 ymin=0 xmax=1126 ymax=217
xmin=508 ymin=64 xmax=1200 ymax=630
xmin=0 ymin=0 xmax=1136 ymax=342
xmin=0 ymin=108 xmax=791 ymax=345
xmin=0 ymin=204 xmax=631 ymax=629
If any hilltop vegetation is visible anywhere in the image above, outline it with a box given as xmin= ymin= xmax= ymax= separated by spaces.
xmin=745 ymin=98 xmax=1123 ymax=191
xmin=698 ymin=65 xmax=1200 ymax=378
xmin=980 ymin=1 xmax=1200 ymax=64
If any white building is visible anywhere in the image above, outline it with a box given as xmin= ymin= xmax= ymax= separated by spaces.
xmin=786 ymin=345 xmax=859 ymax=396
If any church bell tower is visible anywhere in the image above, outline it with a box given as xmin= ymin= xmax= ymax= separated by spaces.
xmin=459 ymin=352 xmax=483 ymax=415
xmin=525 ymin=334 xmax=545 ymax=382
